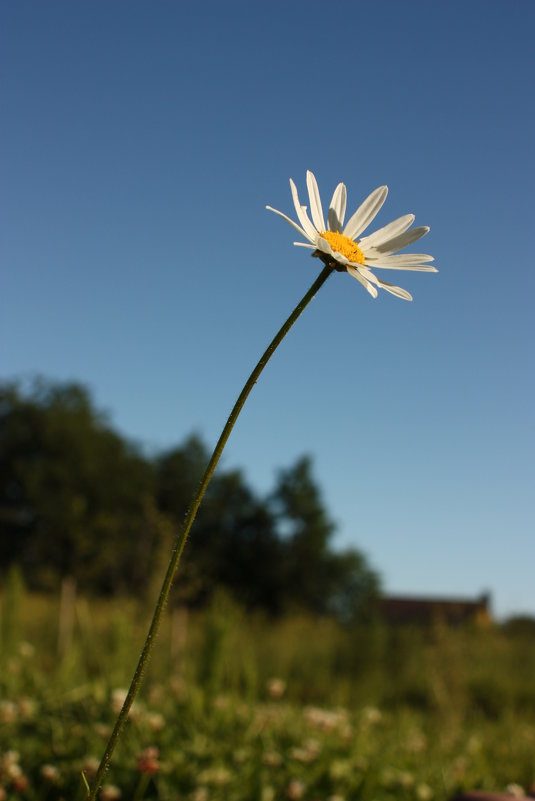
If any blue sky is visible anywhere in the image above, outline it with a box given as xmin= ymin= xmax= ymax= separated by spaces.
xmin=2 ymin=0 xmax=534 ymax=619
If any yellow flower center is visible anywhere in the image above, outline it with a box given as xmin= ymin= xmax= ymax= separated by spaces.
xmin=321 ymin=231 xmax=365 ymax=265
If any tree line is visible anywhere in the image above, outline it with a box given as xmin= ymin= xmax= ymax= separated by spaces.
xmin=0 ymin=378 xmax=379 ymax=619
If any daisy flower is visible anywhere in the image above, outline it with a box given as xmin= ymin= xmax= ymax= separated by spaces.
xmin=267 ymin=170 xmax=437 ymax=301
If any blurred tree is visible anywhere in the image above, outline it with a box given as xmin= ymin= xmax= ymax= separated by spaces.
xmin=502 ymin=615 xmax=535 ymax=637
xmin=1 ymin=378 xmax=379 ymax=618
xmin=271 ymin=456 xmax=379 ymax=619
xmin=188 ymin=469 xmax=284 ymax=611
xmin=155 ymin=434 xmax=208 ymax=522
xmin=322 ymin=549 xmax=380 ymax=623
xmin=270 ymin=455 xmax=333 ymax=611
xmin=0 ymin=379 xmax=160 ymax=593
xmin=155 ymin=440 xmax=283 ymax=609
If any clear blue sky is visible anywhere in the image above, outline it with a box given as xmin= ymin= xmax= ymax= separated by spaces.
xmin=2 ymin=1 xmax=534 ymax=619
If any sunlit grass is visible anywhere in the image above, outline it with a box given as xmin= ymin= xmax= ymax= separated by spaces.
xmin=1 ymin=583 xmax=535 ymax=800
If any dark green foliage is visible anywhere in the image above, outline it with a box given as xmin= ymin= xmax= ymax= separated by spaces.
xmin=155 ymin=434 xmax=207 ymax=521
xmin=270 ymin=457 xmax=379 ymax=618
xmin=0 ymin=379 xmax=159 ymax=594
xmin=0 ymin=377 xmax=378 ymax=618
xmin=187 ymin=469 xmax=284 ymax=611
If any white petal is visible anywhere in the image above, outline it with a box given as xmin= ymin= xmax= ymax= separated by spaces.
xmin=343 ymin=185 xmax=388 ymax=240
xmin=315 ymin=236 xmax=333 ymax=255
xmin=290 ymin=179 xmax=319 ymax=240
xmin=347 ymin=265 xmax=379 ymax=298
xmin=359 ymin=214 xmax=415 ymax=250
xmin=327 ymin=182 xmax=347 ymax=231
xmin=374 ymin=277 xmax=413 ymax=301
xmin=293 ymin=242 xmax=316 ymax=249
xmin=366 ymin=226 xmax=430 ymax=256
xmin=358 ymin=265 xmax=413 ymax=300
xmin=358 ymin=264 xmax=379 ymax=282
xmin=365 ymin=253 xmax=435 ymax=268
xmin=306 ymin=170 xmax=326 ymax=232
xmin=266 ymin=206 xmax=313 ymax=243
xmin=373 ymin=265 xmax=436 ymax=274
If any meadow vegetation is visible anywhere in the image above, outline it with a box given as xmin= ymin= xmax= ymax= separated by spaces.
xmin=1 ymin=571 xmax=535 ymax=801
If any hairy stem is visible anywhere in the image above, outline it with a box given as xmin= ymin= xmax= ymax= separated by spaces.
xmin=87 ymin=263 xmax=334 ymax=799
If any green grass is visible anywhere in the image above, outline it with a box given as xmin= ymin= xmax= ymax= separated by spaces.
xmin=1 ymin=584 xmax=535 ymax=800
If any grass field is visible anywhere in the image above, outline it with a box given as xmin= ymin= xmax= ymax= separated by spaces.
xmin=1 ymin=575 xmax=535 ymax=801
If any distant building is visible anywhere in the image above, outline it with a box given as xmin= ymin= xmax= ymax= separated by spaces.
xmin=377 ymin=592 xmax=492 ymax=627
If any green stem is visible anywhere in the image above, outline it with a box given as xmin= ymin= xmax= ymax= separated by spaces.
xmin=131 ymin=773 xmax=151 ymax=801
xmin=87 ymin=263 xmax=334 ymax=800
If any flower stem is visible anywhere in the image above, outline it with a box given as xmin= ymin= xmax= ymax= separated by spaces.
xmin=87 ymin=263 xmax=334 ymax=799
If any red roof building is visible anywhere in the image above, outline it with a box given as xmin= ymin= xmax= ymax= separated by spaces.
xmin=377 ymin=592 xmax=492 ymax=627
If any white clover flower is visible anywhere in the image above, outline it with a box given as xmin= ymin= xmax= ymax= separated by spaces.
xmin=100 ymin=784 xmax=122 ymax=801
xmin=267 ymin=170 xmax=437 ymax=301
